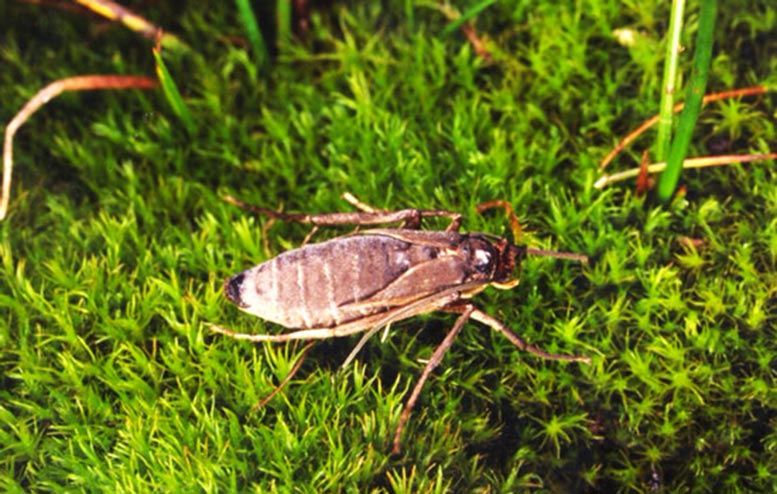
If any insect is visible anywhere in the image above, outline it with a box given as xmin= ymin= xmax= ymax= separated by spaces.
xmin=210 ymin=194 xmax=591 ymax=453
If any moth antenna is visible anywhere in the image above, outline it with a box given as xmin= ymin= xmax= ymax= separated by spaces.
xmin=526 ymin=248 xmax=588 ymax=264
xmin=475 ymin=200 xmax=522 ymax=241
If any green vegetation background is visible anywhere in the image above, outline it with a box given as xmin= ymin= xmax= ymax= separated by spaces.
xmin=1 ymin=1 xmax=775 ymax=492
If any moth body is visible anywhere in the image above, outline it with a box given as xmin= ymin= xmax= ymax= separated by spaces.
xmin=224 ymin=230 xmax=511 ymax=330
xmin=212 ymin=196 xmax=590 ymax=454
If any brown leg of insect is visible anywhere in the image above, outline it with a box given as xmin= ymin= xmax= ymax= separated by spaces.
xmin=223 ymin=194 xmax=463 ymax=231
xmin=468 ymin=308 xmax=592 ymax=364
xmin=339 ymin=289 xmax=470 ymax=368
xmin=208 ymin=287 xmax=468 ymax=344
xmin=392 ymin=304 xmax=475 ymax=454
xmin=207 ymin=320 xmax=380 ymax=342
xmin=341 ymin=192 xmax=465 ymax=231
xmin=251 ymin=341 xmax=316 ymax=412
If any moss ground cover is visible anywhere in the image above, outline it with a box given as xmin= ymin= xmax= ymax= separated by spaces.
xmin=1 ymin=1 xmax=775 ymax=492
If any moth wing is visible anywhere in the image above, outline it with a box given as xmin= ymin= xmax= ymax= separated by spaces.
xmin=337 ymin=256 xmax=480 ymax=313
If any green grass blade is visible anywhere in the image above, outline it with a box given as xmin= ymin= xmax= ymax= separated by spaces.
xmin=657 ymin=0 xmax=717 ymax=202
xmin=441 ymin=0 xmax=498 ymax=37
xmin=276 ymin=0 xmax=292 ymax=48
xmin=235 ymin=0 xmax=268 ymax=67
xmin=654 ymin=0 xmax=686 ymax=162
xmin=153 ymin=47 xmax=196 ymax=134
xmin=405 ymin=0 xmax=415 ymax=31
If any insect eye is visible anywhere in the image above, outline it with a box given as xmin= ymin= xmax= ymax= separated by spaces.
xmin=473 ymin=249 xmax=492 ymax=272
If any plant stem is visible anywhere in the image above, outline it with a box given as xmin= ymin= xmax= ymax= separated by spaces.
xmin=655 ymin=0 xmax=686 ymax=162
xmin=657 ymin=0 xmax=717 ymax=202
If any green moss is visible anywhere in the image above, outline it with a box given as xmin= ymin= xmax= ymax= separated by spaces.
xmin=1 ymin=1 xmax=775 ymax=492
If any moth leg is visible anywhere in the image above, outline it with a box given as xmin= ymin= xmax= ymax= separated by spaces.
xmin=341 ymin=192 xmax=465 ymax=231
xmin=209 ymin=289 xmax=461 ymax=345
xmin=223 ymin=194 xmax=462 ymax=231
xmin=207 ymin=318 xmax=368 ymax=342
xmin=339 ymin=288 xmax=469 ymax=368
xmin=211 ymin=304 xmax=416 ymax=345
xmin=340 ymin=192 xmax=417 ymax=230
xmin=392 ymin=304 xmax=475 ymax=454
xmin=340 ymin=324 xmax=386 ymax=369
xmin=469 ymin=308 xmax=591 ymax=364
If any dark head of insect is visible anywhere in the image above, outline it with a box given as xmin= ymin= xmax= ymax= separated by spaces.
xmin=478 ymin=235 xmax=528 ymax=287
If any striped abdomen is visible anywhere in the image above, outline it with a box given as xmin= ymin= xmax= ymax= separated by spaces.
xmin=224 ymin=233 xmax=465 ymax=329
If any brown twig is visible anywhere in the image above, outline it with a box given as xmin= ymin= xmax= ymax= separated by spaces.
xmin=251 ymin=341 xmax=316 ymax=412
xmin=459 ymin=22 xmax=492 ymax=62
xmin=1 ymin=75 xmax=157 ymax=220
xmin=635 ymin=149 xmax=652 ymax=197
xmin=594 ymin=153 xmax=777 ymax=189
xmin=435 ymin=3 xmax=493 ymax=62
xmin=72 ymin=0 xmax=161 ymax=40
xmin=598 ymin=86 xmax=768 ymax=171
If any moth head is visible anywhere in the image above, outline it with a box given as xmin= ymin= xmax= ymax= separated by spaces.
xmin=493 ymin=241 xmax=527 ymax=284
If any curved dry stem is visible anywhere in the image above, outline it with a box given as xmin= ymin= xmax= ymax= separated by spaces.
xmin=251 ymin=341 xmax=316 ymax=412
xmin=598 ymin=86 xmax=768 ymax=171
xmin=72 ymin=0 xmax=184 ymax=48
xmin=594 ymin=153 xmax=777 ymax=190
xmin=1 ymin=75 xmax=157 ymax=220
